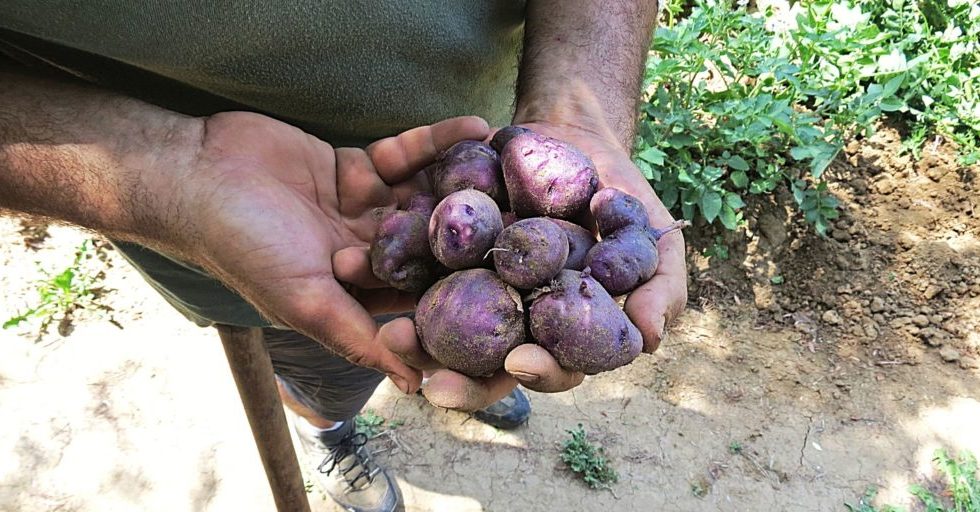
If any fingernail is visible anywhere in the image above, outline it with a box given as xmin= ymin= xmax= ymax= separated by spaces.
xmin=510 ymin=371 xmax=540 ymax=384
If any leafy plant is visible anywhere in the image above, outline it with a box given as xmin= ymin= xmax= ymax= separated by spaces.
xmin=354 ymin=409 xmax=403 ymax=438
xmin=845 ymin=449 xmax=980 ymax=512
xmin=559 ymin=424 xmax=619 ymax=490
xmin=4 ymin=239 xmax=113 ymax=337
xmin=636 ymin=0 xmax=980 ymax=234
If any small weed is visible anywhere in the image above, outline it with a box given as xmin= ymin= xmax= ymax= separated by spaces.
xmin=703 ymin=237 xmax=730 ymax=260
xmin=4 ymin=239 xmax=114 ymax=337
xmin=559 ymin=424 xmax=619 ymax=490
xmin=728 ymin=440 xmax=744 ymax=455
xmin=691 ymin=477 xmax=710 ymax=498
xmin=770 ymin=275 xmax=785 ymax=285
xmin=845 ymin=448 xmax=980 ymax=512
xmin=845 ymin=487 xmax=903 ymax=512
xmin=354 ymin=409 xmax=403 ymax=438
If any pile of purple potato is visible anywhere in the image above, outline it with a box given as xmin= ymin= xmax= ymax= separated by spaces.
xmin=370 ymin=126 xmax=686 ymax=377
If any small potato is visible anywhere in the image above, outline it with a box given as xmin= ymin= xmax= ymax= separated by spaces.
xmin=492 ymin=218 xmax=568 ymax=289
xmin=429 ymin=189 xmax=503 ymax=270
xmin=416 ymin=269 xmax=526 ymax=377
xmin=501 ymin=132 xmax=599 ymax=219
xmin=529 ymin=269 xmax=642 ymax=374
xmin=370 ymin=210 xmax=439 ymax=292
xmin=489 ymin=125 xmax=532 ymax=154
xmin=549 ymin=219 xmax=596 ymax=271
xmin=590 ymin=187 xmax=649 ymax=236
xmin=585 ymin=220 xmax=690 ymax=296
xmin=584 ymin=225 xmax=658 ymax=296
xmin=428 ymin=141 xmax=506 ymax=206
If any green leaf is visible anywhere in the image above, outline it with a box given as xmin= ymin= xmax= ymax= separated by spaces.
xmin=790 ymin=145 xmax=815 ymax=161
xmin=719 ymin=204 xmax=738 ymax=230
xmin=727 ymin=155 xmax=750 ymax=171
xmin=700 ymin=191 xmax=723 ymax=223
xmin=730 ymin=170 xmax=749 ymax=188
xmin=770 ymin=275 xmax=784 ymax=285
xmin=724 ymin=193 xmax=746 ymax=209
xmin=636 ymin=160 xmax=662 ymax=181
xmin=879 ymin=96 xmax=905 ymax=112
xmin=668 ymin=133 xmax=696 ymax=148
xmin=881 ymin=73 xmax=905 ymax=97
xmin=637 ymin=146 xmax=667 ymax=166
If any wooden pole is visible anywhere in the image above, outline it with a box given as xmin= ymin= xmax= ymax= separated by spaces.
xmin=216 ymin=325 xmax=311 ymax=512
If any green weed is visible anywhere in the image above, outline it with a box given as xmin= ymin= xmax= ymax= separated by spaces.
xmin=559 ymin=424 xmax=619 ymax=490
xmin=845 ymin=449 xmax=980 ymax=512
xmin=728 ymin=440 xmax=744 ymax=455
xmin=354 ymin=409 xmax=403 ymax=438
xmin=4 ymin=239 xmax=113 ymax=337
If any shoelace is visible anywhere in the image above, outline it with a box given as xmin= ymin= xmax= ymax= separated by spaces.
xmin=317 ymin=430 xmax=380 ymax=493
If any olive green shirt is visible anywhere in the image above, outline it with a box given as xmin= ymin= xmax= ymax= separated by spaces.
xmin=0 ymin=1 xmax=526 ymax=326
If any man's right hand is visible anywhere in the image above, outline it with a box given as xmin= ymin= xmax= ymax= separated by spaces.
xmin=0 ymin=64 xmax=489 ymax=393
xmin=184 ymin=113 xmax=490 ymax=393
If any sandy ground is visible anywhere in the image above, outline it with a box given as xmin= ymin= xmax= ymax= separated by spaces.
xmin=2 ymin=215 xmax=978 ymax=511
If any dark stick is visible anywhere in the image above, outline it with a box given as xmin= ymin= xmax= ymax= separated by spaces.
xmin=216 ymin=325 xmax=311 ymax=512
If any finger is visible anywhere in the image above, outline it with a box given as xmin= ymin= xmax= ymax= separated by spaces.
xmin=504 ymin=344 xmax=585 ymax=393
xmin=422 ymin=368 xmax=517 ymax=412
xmin=369 ymin=116 xmax=490 ymax=185
xmin=281 ymin=277 xmax=422 ymax=393
xmin=335 ymin=148 xmax=398 ymax=214
xmin=348 ymin=287 xmax=417 ymax=316
xmin=624 ymin=269 xmax=687 ymax=353
xmin=391 ymin=171 xmax=434 ymax=208
xmin=333 ymin=246 xmax=388 ymax=289
xmin=381 ymin=317 xmax=442 ymax=371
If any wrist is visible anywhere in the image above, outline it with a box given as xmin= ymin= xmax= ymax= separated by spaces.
xmin=111 ymin=105 xmax=207 ymax=256
xmin=513 ymin=84 xmax=633 ymax=153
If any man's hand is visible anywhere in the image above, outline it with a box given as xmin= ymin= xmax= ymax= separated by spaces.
xmin=382 ymin=0 xmax=683 ymax=411
xmin=0 ymin=64 xmax=490 ymax=394
xmin=187 ymin=112 xmax=490 ymax=394
xmin=507 ymin=121 xmax=688 ymax=370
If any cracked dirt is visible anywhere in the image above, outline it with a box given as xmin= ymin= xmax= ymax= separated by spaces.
xmin=1 ymin=127 xmax=978 ymax=511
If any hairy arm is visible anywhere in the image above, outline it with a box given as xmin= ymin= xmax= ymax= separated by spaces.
xmin=0 ymin=65 xmax=203 ymax=256
xmin=514 ymin=0 xmax=659 ymax=150
xmin=0 ymin=64 xmax=494 ymax=391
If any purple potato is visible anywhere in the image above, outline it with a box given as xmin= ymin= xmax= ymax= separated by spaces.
xmin=416 ymin=269 xmax=526 ymax=377
xmin=585 ymin=220 xmax=690 ymax=296
xmin=428 ymin=141 xmax=506 ymax=206
xmin=429 ymin=189 xmax=503 ymax=270
xmin=549 ymin=219 xmax=597 ymax=270
xmin=584 ymin=225 xmax=658 ymax=296
xmin=501 ymin=132 xmax=599 ymax=219
xmin=370 ymin=210 xmax=439 ymax=292
xmin=492 ymin=218 xmax=569 ymax=289
xmin=489 ymin=125 xmax=533 ymax=154
xmin=529 ymin=269 xmax=642 ymax=374
xmin=590 ymin=187 xmax=649 ymax=236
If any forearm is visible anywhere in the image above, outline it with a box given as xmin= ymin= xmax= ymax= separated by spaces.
xmin=0 ymin=65 xmax=203 ymax=250
xmin=514 ymin=0 xmax=658 ymax=151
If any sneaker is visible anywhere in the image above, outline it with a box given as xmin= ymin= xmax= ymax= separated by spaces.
xmin=293 ymin=419 xmax=403 ymax=512
xmin=472 ymin=387 xmax=531 ymax=430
